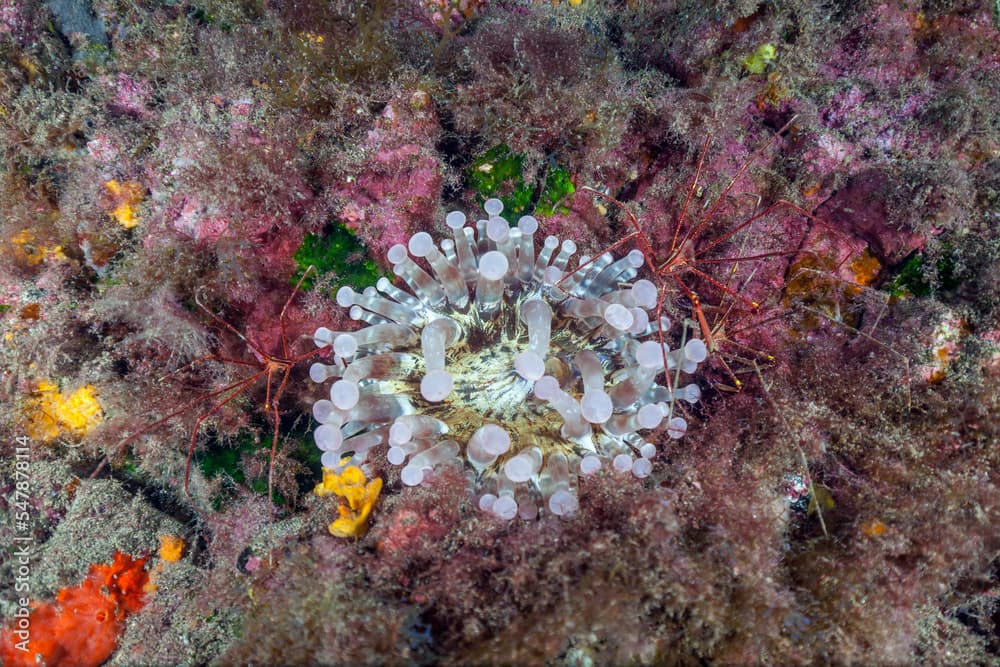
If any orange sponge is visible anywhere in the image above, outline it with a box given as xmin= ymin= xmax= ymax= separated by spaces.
xmin=0 ymin=551 xmax=149 ymax=667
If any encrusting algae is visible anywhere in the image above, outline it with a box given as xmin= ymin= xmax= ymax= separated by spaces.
xmin=314 ymin=463 xmax=383 ymax=538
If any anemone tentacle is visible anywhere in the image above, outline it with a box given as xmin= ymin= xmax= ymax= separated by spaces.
xmin=310 ymin=199 xmax=706 ymax=520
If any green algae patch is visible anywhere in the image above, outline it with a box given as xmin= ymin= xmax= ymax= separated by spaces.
xmin=293 ymin=223 xmax=382 ymax=291
xmin=535 ymin=166 xmax=576 ymax=217
xmin=468 ymin=144 xmax=534 ymax=222
xmin=885 ymin=247 xmax=962 ymax=298
xmin=468 ymin=144 xmax=575 ymax=221
xmin=743 ymin=43 xmax=777 ymax=74
xmin=197 ymin=432 xmax=258 ymax=486
xmin=195 ymin=431 xmax=278 ymax=508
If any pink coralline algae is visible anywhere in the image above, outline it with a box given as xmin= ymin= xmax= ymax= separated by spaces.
xmin=816 ymin=170 xmax=924 ymax=264
xmin=333 ymin=92 xmax=444 ymax=260
xmin=819 ymin=85 xmax=936 ymax=157
xmin=107 ymin=73 xmax=153 ymax=119
xmin=86 ymin=135 xmax=123 ymax=167
xmin=799 ymin=130 xmax=858 ymax=199
xmin=166 ymin=196 xmax=232 ymax=244
xmin=819 ymin=4 xmax=925 ymax=87
xmin=4 ymin=1 xmax=998 ymax=664
xmin=533 ymin=191 xmax=609 ymax=253
xmin=237 ymin=284 xmax=322 ymax=361
xmin=374 ymin=497 xmax=457 ymax=562
xmin=0 ymin=0 xmax=33 ymax=45
xmin=142 ymin=109 xmax=315 ymax=295
xmin=155 ymin=195 xmax=310 ymax=303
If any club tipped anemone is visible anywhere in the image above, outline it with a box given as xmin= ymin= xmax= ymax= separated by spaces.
xmin=309 ymin=199 xmax=709 ymax=520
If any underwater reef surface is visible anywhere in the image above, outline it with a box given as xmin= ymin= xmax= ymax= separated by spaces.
xmin=1 ymin=0 xmax=998 ymax=665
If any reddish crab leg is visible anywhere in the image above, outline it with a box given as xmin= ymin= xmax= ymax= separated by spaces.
xmin=96 ymin=266 xmax=333 ymax=513
xmin=182 ymin=373 xmax=263 ymax=496
xmin=553 ymin=118 xmax=838 ymax=403
xmin=678 ymin=117 xmax=799 ymax=252
xmin=670 ymin=133 xmax=713 ymax=255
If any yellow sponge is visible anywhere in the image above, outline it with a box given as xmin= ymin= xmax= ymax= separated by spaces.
xmin=27 ymin=380 xmax=104 ymax=442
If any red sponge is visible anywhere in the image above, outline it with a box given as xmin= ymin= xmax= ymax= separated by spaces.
xmin=1 ymin=551 xmax=149 ymax=667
